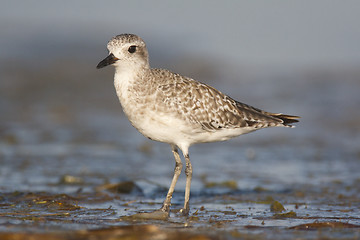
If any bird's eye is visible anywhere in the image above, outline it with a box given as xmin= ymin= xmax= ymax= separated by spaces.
xmin=128 ymin=45 xmax=137 ymax=53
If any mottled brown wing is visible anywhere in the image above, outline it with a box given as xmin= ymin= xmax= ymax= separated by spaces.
xmin=155 ymin=70 xmax=291 ymax=131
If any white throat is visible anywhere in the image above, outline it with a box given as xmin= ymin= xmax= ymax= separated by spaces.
xmin=114 ymin=66 xmax=137 ymax=102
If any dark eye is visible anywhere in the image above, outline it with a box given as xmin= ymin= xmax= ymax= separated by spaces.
xmin=128 ymin=45 xmax=137 ymax=53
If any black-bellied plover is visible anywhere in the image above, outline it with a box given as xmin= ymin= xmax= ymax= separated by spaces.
xmin=96 ymin=34 xmax=299 ymax=218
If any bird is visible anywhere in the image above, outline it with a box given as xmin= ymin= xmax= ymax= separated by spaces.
xmin=96 ymin=33 xmax=299 ymax=218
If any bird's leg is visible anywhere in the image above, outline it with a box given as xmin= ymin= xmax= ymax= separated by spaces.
xmin=122 ymin=145 xmax=181 ymax=220
xmin=179 ymin=153 xmax=192 ymax=216
xmin=160 ymin=145 xmax=183 ymax=213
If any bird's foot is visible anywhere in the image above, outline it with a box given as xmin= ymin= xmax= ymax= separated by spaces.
xmin=177 ymin=207 xmax=190 ymax=217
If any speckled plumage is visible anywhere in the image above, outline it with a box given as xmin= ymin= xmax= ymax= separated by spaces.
xmin=97 ymin=34 xmax=299 ymax=217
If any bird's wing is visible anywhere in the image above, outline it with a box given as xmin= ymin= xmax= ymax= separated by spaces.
xmin=154 ymin=69 xmax=293 ymax=132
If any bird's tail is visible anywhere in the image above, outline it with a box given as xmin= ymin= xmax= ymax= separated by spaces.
xmin=270 ymin=113 xmax=300 ymax=128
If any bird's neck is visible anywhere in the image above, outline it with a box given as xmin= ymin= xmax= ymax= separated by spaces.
xmin=113 ymin=65 xmax=148 ymax=105
xmin=114 ymin=64 xmax=147 ymax=84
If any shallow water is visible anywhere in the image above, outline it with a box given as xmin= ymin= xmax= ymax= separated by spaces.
xmin=1 ymin=52 xmax=360 ymax=239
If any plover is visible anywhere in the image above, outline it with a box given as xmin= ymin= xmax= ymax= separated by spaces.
xmin=96 ymin=34 xmax=299 ymax=217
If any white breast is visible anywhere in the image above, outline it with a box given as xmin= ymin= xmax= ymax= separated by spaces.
xmin=114 ymin=69 xmax=177 ymax=143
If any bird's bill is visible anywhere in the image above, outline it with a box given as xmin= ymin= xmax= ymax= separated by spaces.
xmin=96 ymin=53 xmax=119 ymax=69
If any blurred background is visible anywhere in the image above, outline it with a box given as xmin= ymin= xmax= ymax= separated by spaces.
xmin=0 ymin=0 xmax=359 ymax=199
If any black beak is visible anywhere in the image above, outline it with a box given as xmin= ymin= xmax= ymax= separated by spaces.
xmin=96 ymin=53 xmax=119 ymax=69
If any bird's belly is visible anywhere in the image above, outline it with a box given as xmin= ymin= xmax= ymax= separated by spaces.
xmin=127 ymin=110 xmax=191 ymax=144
